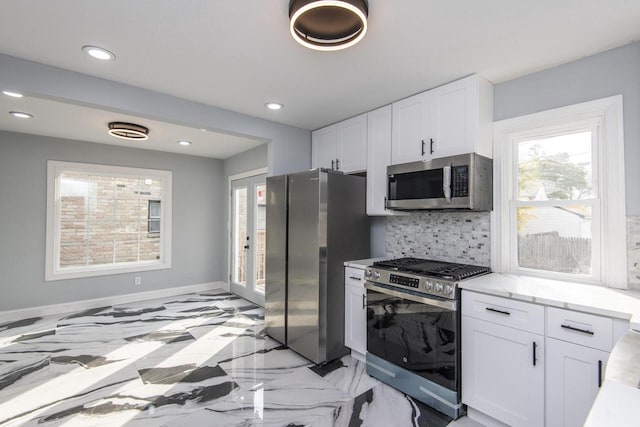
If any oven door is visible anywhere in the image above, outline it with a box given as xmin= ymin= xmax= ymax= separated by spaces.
xmin=366 ymin=282 xmax=459 ymax=392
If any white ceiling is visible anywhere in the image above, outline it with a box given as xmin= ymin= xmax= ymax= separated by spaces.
xmin=0 ymin=96 xmax=266 ymax=158
xmin=0 ymin=0 xmax=639 ymax=136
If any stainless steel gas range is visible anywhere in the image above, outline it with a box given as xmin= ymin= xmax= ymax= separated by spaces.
xmin=364 ymin=257 xmax=490 ymax=419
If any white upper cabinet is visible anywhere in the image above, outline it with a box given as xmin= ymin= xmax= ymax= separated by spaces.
xmin=390 ymin=92 xmax=429 ymax=165
xmin=391 ymin=74 xmax=493 ymax=165
xmin=337 ymin=114 xmax=367 ymax=173
xmin=312 ymin=124 xmax=337 ymax=170
xmin=312 ymin=113 xmax=367 ymax=174
xmin=366 ymin=105 xmax=406 ymax=216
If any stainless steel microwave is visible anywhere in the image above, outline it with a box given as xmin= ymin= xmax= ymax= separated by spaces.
xmin=386 ymin=153 xmax=493 ymax=211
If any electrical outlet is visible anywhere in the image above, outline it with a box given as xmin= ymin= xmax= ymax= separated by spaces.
xmin=134 ymin=276 xmax=142 ymax=286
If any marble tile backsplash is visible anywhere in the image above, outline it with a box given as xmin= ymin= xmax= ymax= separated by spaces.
xmin=385 ymin=213 xmax=640 ymax=288
xmin=386 ymin=211 xmax=491 ymax=266
xmin=628 ymin=215 xmax=640 ymax=290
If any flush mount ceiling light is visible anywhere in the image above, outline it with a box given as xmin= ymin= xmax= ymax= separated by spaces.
xmin=9 ymin=111 xmax=33 ymax=119
xmin=82 ymin=45 xmax=116 ymax=61
xmin=289 ymin=0 xmax=368 ymax=51
xmin=3 ymin=90 xmax=24 ymax=98
xmin=265 ymin=102 xmax=284 ymax=110
xmin=177 ymin=140 xmax=191 ymax=146
xmin=108 ymin=122 xmax=149 ymax=141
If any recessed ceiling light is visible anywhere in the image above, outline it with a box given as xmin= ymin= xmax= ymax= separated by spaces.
xmin=289 ymin=0 xmax=369 ymax=51
xmin=108 ymin=122 xmax=149 ymax=140
xmin=9 ymin=111 xmax=33 ymax=119
xmin=266 ymin=102 xmax=284 ymax=110
xmin=82 ymin=45 xmax=116 ymax=61
xmin=2 ymin=90 xmax=24 ymax=98
xmin=178 ymin=140 xmax=192 ymax=146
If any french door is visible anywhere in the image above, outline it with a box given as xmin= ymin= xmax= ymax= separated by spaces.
xmin=230 ymin=173 xmax=267 ymax=306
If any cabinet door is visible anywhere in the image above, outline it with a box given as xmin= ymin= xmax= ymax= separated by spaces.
xmin=337 ymin=114 xmax=367 ymax=173
xmin=312 ymin=125 xmax=338 ymax=169
xmin=391 ymin=92 xmax=429 ymax=165
xmin=344 ymin=283 xmax=366 ymax=355
xmin=428 ymin=76 xmax=476 ymax=159
xmin=462 ymin=316 xmax=544 ymax=427
xmin=366 ymin=105 xmax=392 ymax=215
xmin=546 ymin=338 xmax=609 ymax=427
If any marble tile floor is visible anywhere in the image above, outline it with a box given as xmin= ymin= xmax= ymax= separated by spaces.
xmin=0 ymin=289 xmax=477 ymax=427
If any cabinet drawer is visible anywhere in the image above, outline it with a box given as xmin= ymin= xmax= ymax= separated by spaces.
xmin=462 ymin=291 xmax=545 ymax=335
xmin=345 ymin=267 xmax=365 ymax=288
xmin=547 ymin=307 xmax=613 ymax=351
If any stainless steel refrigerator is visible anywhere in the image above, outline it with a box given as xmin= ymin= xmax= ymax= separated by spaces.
xmin=265 ymin=169 xmax=370 ymax=364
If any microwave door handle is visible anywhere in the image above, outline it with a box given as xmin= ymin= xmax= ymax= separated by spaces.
xmin=443 ymin=165 xmax=452 ymax=202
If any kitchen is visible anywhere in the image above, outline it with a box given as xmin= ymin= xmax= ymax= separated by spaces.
xmin=0 ymin=1 xmax=640 ymax=426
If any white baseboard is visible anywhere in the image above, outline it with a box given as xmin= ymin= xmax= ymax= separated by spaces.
xmin=0 ymin=281 xmax=227 ymax=323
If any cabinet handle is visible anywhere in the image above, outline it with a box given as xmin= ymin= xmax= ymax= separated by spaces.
xmin=331 ymin=159 xmax=335 ymax=169
xmin=362 ymin=294 xmax=366 ymax=310
xmin=430 ymin=138 xmax=434 ymax=154
xmin=421 ymin=140 xmax=426 ymax=156
xmin=598 ymin=360 xmax=603 ymax=387
xmin=532 ymin=341 xmax=537 ymax=366
xmin=336 ymin=158 xmax=340 ymax=170
xmin=485 ymin=307 xmax=511 ymax=316
xmin=560 ymin=324 xmax=594 ymax=335
xmin=349 ymin=276 xmax=362 ymax=281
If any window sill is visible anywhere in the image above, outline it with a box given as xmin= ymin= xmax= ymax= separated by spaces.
xmin=45 ymin=261 xmax=171 ymax=282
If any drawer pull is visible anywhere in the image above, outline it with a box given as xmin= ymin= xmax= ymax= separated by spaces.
xmin=349 ymin=276 xmax=362 ymax=281
xmin=532 ymin=341 xmax=537 ymax=366
xmin=598 ymin=360 xmax=603 ymax=387
xmin=486 ymin=307 xmax=511 ymax=316
xmin=560 ymin=324 xmax=594 ymax=335
xmin=362 ymin=294 xmax=366 ymax=310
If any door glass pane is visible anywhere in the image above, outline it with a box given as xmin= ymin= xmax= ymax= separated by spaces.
xmin=517 ymin=205 xmax=592 ymax=275
xmin=233 ymin=187 xmax=248 ymax=285
xmin=255 ymin=183 xmax=266 ymax=293
xmin=518 ymin=131 xmax=593 ymax=201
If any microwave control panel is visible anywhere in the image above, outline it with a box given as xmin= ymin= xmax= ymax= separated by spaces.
xmin=452 ymin=165 xmax=469 ymax=197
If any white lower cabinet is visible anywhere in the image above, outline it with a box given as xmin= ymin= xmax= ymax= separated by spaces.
xmin=462 ymin=291 xmax=627 ymax=427
xmin=462 ymin=315 xmax=544 ymax=427
xmin=546 ymin=338 xmax=609 ymax=427
xmin=344 ymin=266 xmax=366 ymax=358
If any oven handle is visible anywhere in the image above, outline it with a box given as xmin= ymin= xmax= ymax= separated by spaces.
xmin=365 ymin=282 xmax=458 ymax=311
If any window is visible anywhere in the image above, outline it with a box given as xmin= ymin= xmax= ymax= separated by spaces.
xmin=493 ymin=96 xmax=627 ymax=288
xmin=148 ymin=200 xmax=161 ymax=236
xmin=46 ymin=161 xmax=172 ymax=281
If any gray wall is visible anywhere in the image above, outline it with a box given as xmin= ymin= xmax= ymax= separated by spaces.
xmin=0 ymin=131 xmax=226 ymax=311
xmin=224 ymin=144 xmax=269 ymax=178
xmin=494 ymin=41 xmax=640 ymax=215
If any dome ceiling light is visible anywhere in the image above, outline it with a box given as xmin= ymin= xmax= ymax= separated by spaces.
xmin=108 ymin=122 xmax=149 ymax=141
xmin=289 ymin=0 xmax=368 ymax=51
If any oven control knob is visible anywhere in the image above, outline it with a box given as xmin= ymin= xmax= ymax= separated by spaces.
xmin=425 ymin=281 xmax=433 ymax=291
xmin=373 ymin=271 xmax=380 ymax=280
xmin=365 ymin=270 xmax=372 ymax=278
xmin=445 ymin=285 xmax=453 ymax=295
xmin=436 ymin=283 xmax=444 ymax=293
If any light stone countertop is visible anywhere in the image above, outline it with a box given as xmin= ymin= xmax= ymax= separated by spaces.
xmin=344 ymin=258 xmax=386 ymax=270
xmin=458 ymin=273 xmax=640 ymax=330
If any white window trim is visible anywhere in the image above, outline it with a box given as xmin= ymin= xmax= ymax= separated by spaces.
xmin=491 ymin=95 xmax=627 ymax=288
xmin=45 ymin=161 xmax=172 ymax=281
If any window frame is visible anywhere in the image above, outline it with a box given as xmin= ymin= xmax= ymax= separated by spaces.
xmin=45 ymin=161 xmax=172 ymax=281
xmin=492 ymin=96 xmax=627 ymax=288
